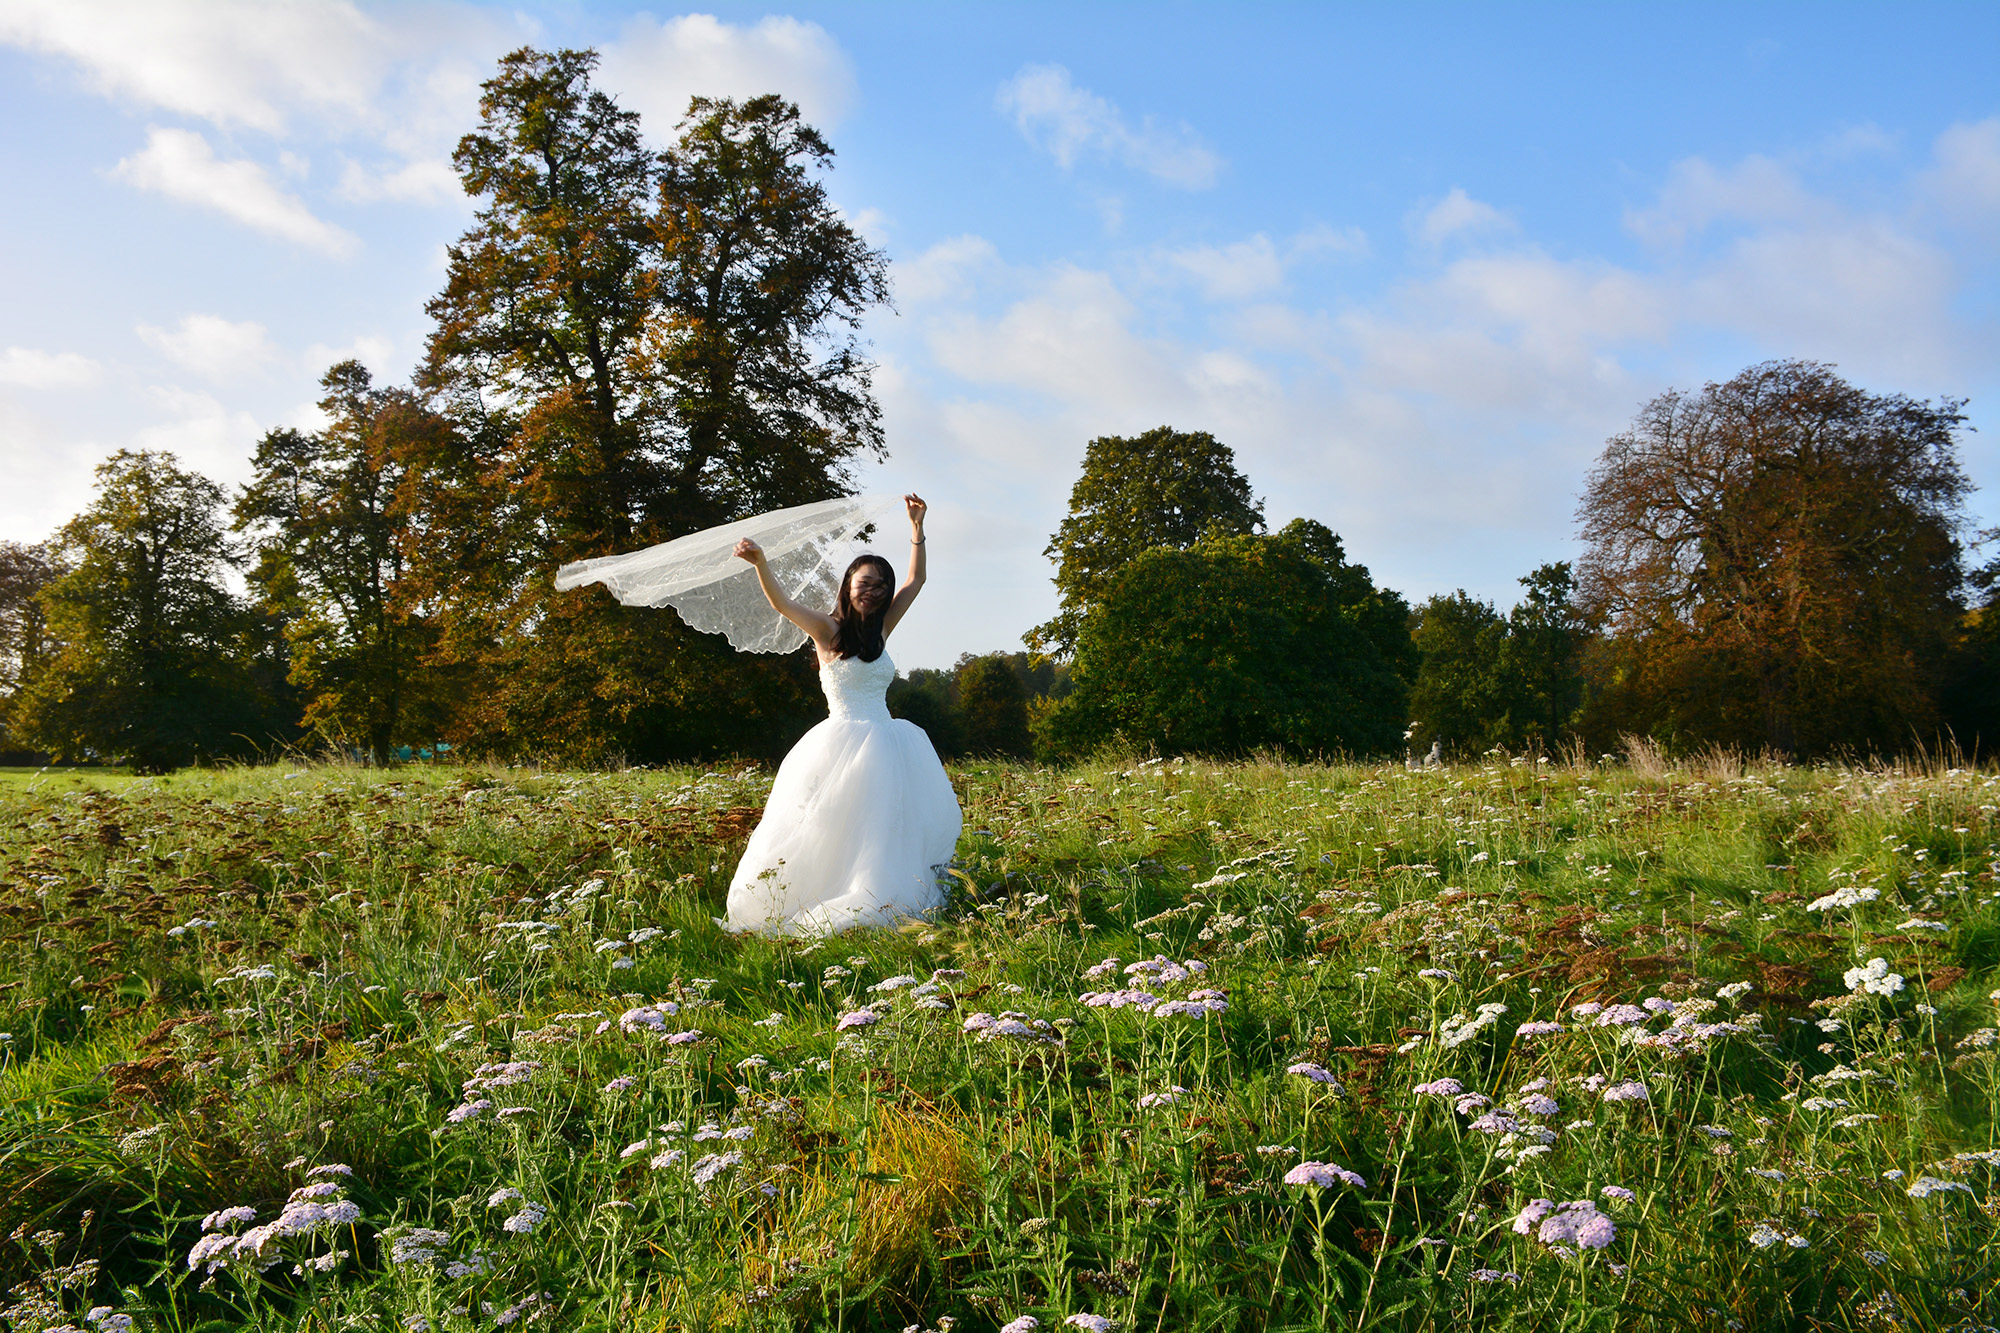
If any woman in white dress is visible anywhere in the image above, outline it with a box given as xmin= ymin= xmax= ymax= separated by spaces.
xmin=723 ymin=494 xmax=963 ymax=934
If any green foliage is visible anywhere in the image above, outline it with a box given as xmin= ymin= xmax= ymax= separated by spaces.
xmin=889 ymin=654 xmax=1066 ymax=759
xmin=11 ymin=451 xmax=293 ymax=772
xmin=886 ymin=667 xmax=965 ymax=755
xmin=1577 ymin=359 xmax=1972 ymax=756
xmin=3 ymin=757 xmax=1997 ymax=1330
xmin=1408 ymin=592 xmax=1508 ymax=754
xmin=0 ymin=541 xmax=64 ymax=759
xmin=955 ymin=654 xmax=1031 ymax=758
xmin=406 ymin=49 xmax=889 ymax=764
xmin=237 ymin=361 xmax=456 ymax=765
xmin=1409 ymin=562 xmax=1584 ymax=755
xmin=1030 ymin=426 xmax=1264 ymax=658
xmin=1043 ymin=519 xmax=1410 ymax=759
xmin=1944 ymin=532 xmax=2000 ymax=758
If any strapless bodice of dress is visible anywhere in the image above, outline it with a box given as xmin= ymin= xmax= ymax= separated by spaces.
xmin=820 ymin=651 xmax=895 ymax=722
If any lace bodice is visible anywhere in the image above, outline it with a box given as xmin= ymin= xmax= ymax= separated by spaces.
xmin=820 ymin=651 xmax=895 ymax=721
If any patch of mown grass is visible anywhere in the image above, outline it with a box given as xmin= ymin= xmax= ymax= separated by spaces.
xmin=0 ymin=756 xmax=1996 ymax=1330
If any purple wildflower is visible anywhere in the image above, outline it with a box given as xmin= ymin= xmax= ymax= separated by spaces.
xmin=1000 ymin=1319 xmax=1041 ymax=1333
xmin=1064 ymin=1317 xmax=1117 ymax=1333
xmin=1413 ymin=1078 xmax=1463 ymax=1096
xmin=1287 ymin=1062 xmax=1341 ymax=1085
xmin=1511 ymin=1199 xmax=1554 ymax=1234
xmin=664 ymin=1030 xmax=703 ymax=1046
xmin=1454 ymin=1093 xmax=1492 ymax=1114
xmin=500 ymin=1204 xmax=545 ymax=1235
xmin=445 ymin=1099 xmax=492 ymax=1124
xmin=690 ymin=1151 xmax=744 ymax=1187
xmin=1532 ymin=1200 xmax=1616 ymax=1250
xmin=1600 ymin=1081 xmax=1649 ymax=1103
xmin=1082 ymin=958 xmax=1122 ymax=980
xmin=1600 ymin=1185 xmax=1635 ymax=1203
xmin=835 ymin=1008 xmax=881 ymax=1032
xmin=1515 ymin=1021 xmax=1564 ymax=1037
xmin=202 ymin=1206 xmax=257 ymax=1231
xmin=1285 ymin=1160 xmax=1366 ymax=1188
xmin=1518 ymin=1094 xmax=1561 ymax=1117
xmin=1595 ymin=1005 xmax=1649 ymax=1027
xmin=602 ymin=1076 xmax=637 ymax=1093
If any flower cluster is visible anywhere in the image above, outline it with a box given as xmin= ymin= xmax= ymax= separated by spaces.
xmin=1283 ymin=1160 xmax=1366 ymax=1189
xmin=1440 ymin=1003 xmax=1508 ymax=1049
xmin=187 ymin=1168 xmax=362 ymax=1275
xmin=962 ymin=1012 xmax=1063 ymax=1045
xmin=1512 ymin=1198 xmax=1615 ymax=1250
xmin=1843 ymin=958 xmax=1905 ymax=997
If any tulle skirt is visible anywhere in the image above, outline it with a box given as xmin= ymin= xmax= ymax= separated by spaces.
xmin=725 ymin=715 xmax=961 ymax=935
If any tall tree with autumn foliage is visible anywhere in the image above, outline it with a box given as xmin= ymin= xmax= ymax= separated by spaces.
xmin=237 ymin=360 xmax=454 ymax=765
xmin=406 ymin=48 xmax=891 ymax=762
xmin=1576 ymin=360 xmax=1971 ymax=756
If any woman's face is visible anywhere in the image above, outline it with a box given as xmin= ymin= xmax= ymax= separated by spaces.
xmin=847 ymin=565 xmax=891 ymax=616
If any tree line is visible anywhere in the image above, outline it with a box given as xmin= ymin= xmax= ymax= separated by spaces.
xmin=1025 ymin=367 xmax=1997 ymax=764
xmin=0 ymin=48 xmax=1992 ymax=770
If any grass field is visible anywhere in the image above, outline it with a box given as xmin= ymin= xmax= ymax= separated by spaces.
xmin=0 ymin=752 xmax=1996 ymax=1331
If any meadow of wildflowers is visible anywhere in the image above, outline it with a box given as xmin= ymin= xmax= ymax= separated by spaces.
xmin=0 ymin=753 xmax=1996 ymax=1331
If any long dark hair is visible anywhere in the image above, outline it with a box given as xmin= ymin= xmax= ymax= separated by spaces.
xmin=831 ymin=554 xmax=894 ymax=661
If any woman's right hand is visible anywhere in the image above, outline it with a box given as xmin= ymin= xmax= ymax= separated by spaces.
xmin=734 ymin=538 xmax=763 ymax=564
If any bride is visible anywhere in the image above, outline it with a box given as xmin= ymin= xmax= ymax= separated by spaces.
xmin=723 ymin=494 xmax=963 ymax=934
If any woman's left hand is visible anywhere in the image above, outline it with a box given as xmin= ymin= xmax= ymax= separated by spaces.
xmin=905 ymin=493 xmax=927 ymax=531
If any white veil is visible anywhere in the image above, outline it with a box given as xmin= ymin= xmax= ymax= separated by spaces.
xmin=553 ymin=493 xmax=906 ymax=653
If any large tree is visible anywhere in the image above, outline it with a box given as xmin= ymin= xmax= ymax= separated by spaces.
xmin=13 ymin=451 xmax=288 ymax=771
xmin=237 ymin=361 xmax=453 ymax=764
xmin=1030 ymin=427 xmax=1264 ymax=658
xmin=1576 ymin=360 xmax=1970 ymax=755
xmin=1042 ymin=520 xmax=1409 ymax=759
xmin=407 ymin=49 xmax=892 ymax=762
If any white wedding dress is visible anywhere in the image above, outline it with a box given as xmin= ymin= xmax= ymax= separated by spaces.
xmin=725 ymin=650 xmax=962 ymax=935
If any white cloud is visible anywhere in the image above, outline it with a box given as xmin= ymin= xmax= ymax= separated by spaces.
xmin=0 ymin=0 xmax=385 ymax=134
xmin=113 ymin=127 xmax=357 ymax=255
xmin=1169 ymin=235 xmax=1284 ymax=301
xmin=1624 ymin=155 xmax=1823 ymax=248
xmin=0 ymin=347 xmax=103 ymax=390
xmin=997 ymin=64 xmax=1221 ymax=189
xmin=137 ymin=314 xmax=278 ymax=379
xmin=1164 ymin=226 xmax=1367 ymax=302
xmin=1291 ymin=223 xmax=1369 ymax=259
xmin=597 ymin=14 xmax=856 ymax=135
xmin=336 ymin=156 xmax=461 ymax=205
xmin=927 ymin=266 xmax=1197 ymax=415
xmin=1690 ymin=221 xmax=1960 ymax=377
xmin=1927 ymin=117 xmax=2000 ymax=226
xmin=896 ymin=235 xmax=1000 ymax=305
xmin=1414 ymin=187 xmax=1513 ymax=246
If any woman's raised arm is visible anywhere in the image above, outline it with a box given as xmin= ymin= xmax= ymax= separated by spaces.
xmin=883 ymin=493 xmax=927 ymax=636
xmin=736 ymin=538 xmax=838 ymax=647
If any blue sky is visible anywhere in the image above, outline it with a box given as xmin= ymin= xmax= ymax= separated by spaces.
xmin=3 ymin=2 xmax=1996 ymax=669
